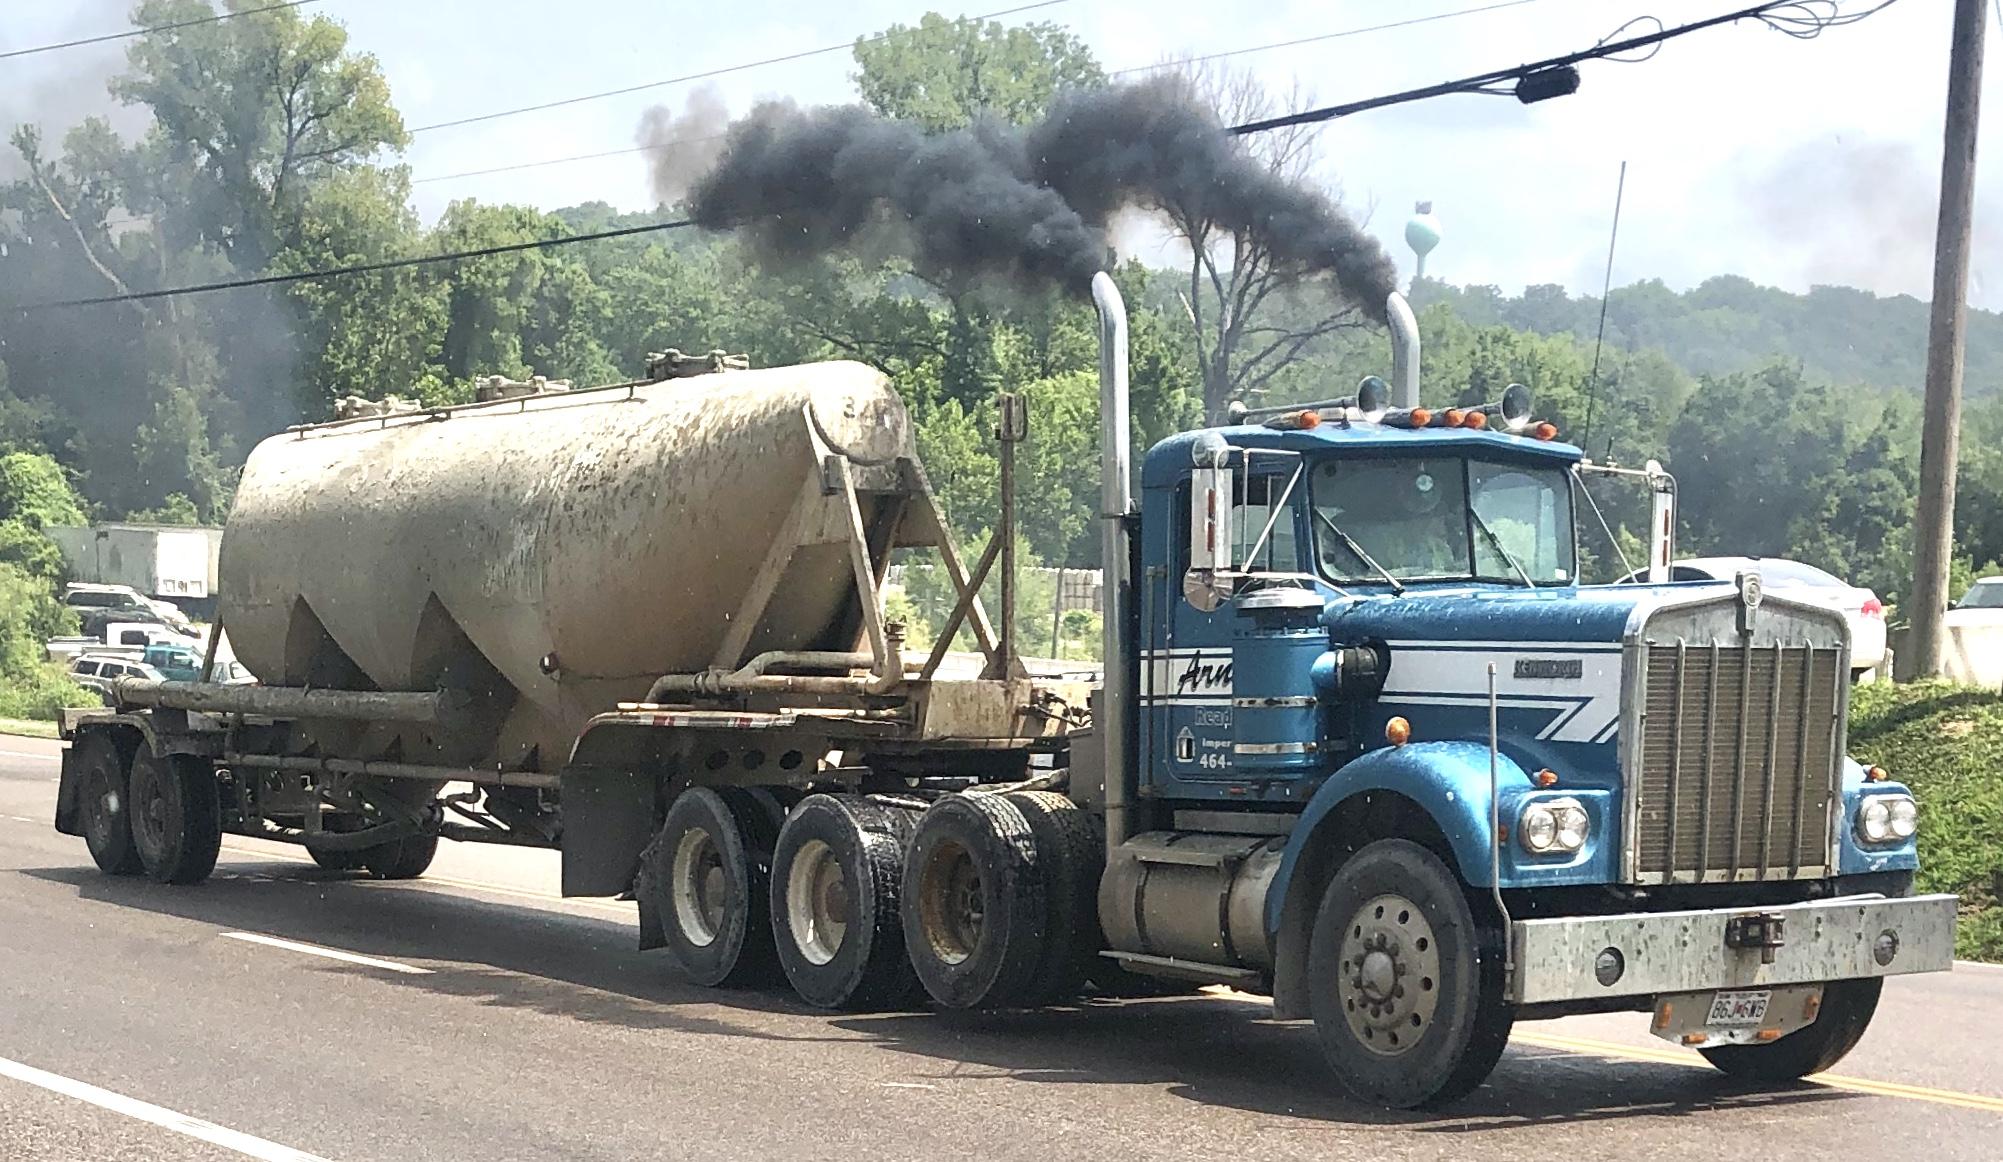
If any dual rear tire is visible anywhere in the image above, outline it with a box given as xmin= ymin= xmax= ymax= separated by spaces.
xmin=648 ymin=785 xmax=1104 ymax=1013
xmin=77 ymin=735 xmax=220 ymax=886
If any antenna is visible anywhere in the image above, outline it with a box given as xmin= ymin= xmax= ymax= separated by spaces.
xmin=1581 ymin=160 xmax=1627 ymax=452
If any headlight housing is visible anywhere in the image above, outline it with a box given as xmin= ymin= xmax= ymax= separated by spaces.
xmin=1857 ymin=793 xmax=1917 ymax=845
xmin=1519 ymin=797 xmax=1589 ymax=855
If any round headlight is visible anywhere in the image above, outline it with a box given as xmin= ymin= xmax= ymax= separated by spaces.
xmin=1887 ymin=796 xmax=1918 ymax=840
xmin=1555 ymin=803 xmax=1590 ymax=851
xmin=1858 ymin=797 xmax=1892 ymax=844
xmin=1520 ymin=803 xmax=1558 ymax=853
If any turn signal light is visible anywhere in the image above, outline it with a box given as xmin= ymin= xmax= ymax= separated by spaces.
xmin=1534 ymin=769 xmax=1559 ymax=787
xmin=1385 ymin=716 xmax=1412 ymax=746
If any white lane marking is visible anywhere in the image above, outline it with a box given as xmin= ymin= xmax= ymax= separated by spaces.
xmin=1955 ymin=959 xmax=2003 ymax=972
xmin=221 ymin=931 xmax=433 ymax=975
xmin=0 ymin=1054 xmax=332 ymax=1162
xmin=6 ymin=815 xmax=36 ymax=823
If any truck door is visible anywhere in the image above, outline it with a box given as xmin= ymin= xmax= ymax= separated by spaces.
xmin=1144 ymin=461 xmax=1313 ymax=789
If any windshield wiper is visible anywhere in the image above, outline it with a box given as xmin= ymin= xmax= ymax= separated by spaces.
xmin=1469 ymin=507 xmax=1537 ymax=588
xmin=1314 ymin=509 xmax=1405 ymax=595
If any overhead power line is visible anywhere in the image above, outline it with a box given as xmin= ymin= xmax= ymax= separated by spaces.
xmin=10 ymin=219 xmax=697 ymax=314
xmin=411 ymin=0 xmax=1556 ymax=186
xmin=1109 ymin=0 xmax=1550 ymax=77
xmin=0 ymin=0 xmax=320 ymax=62
xmin=408 ymin=0 xmax=1070 ymax=135
xmin=1228 ymin=0 xmax=1902 ymax=136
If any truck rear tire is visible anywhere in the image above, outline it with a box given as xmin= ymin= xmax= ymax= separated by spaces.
xmin=902 ymin=793 xmax=1045 ymax=1009
xmin=1004 ymin=791 xmax=1103 ymax=1006
xmin=76 ymin=734 xmax=142 ymax=876
xmin=362 ymin=834 xmax=438 ymax=880
xmin=127 ymin=750 xmax=221 ymax=886
xmin=645 ymin=787 xmax=779 ymax=987
xmin=1700 ymin=977 xmax=1882 ymax=1081
xmin=1307 ymin=839 xmax=1512 ymax=1108
xmin=771 ymin=794 xmax=918 ymax=1010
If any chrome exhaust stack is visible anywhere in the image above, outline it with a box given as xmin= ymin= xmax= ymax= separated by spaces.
xmin=1387 ymin=291 xmax=1421 ymax=409
xmin=1092 ymin=271 xmax=1134 ymax=852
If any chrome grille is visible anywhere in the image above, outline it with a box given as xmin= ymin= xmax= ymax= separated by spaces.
xmin=1633 ymin=642 xmax=1844 ymax=883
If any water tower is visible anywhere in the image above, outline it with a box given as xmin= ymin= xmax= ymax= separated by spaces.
xmin=1405 ymin=200 xmax=1442 ymax=289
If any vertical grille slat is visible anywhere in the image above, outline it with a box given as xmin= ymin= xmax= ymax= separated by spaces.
xmin=1635 ymin=638 xmax=1841 ymax=883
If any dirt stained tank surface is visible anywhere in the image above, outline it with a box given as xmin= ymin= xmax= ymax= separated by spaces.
xmin=218 ymin=360 xmax=914 ymax=761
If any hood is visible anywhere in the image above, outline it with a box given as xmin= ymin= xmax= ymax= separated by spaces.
xmin=1322 ymin=583 xmax=1661 ymax=647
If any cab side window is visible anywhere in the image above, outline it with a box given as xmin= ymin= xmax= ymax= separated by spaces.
xmin=1238 ymin=471 xmax=1301 ymax=573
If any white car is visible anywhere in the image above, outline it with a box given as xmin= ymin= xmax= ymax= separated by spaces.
xmin=1620 ymin=557 xmax=1887 ymax=676
xmin=67 ymin=655 xmax=165 ymax=705
xmin=1950 ymin=576 xmax=2003 ymax=620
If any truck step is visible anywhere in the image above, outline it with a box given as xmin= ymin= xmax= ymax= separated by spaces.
xmin=1099 ymin=950 xmax=1263 ymax=988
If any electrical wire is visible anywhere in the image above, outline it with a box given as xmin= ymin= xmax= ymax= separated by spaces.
xmin=1107 ymin=0 xmax=1551 ymax=76
xmin=1228 ymin=0 xmax=1904 ymax=135
xmin=0 ymin=0 xmax=320 ymax=61
xmin=414 ymin=0 xmax=1557 ymax=185
xmin=407 ymin=0 xmax=1070 ymax=135
xmin=9 ymin=219 xmax=696 ymax=314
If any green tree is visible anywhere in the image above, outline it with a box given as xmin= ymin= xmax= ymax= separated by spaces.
xmin=853 ymin=13 xmax=1104 ymax=132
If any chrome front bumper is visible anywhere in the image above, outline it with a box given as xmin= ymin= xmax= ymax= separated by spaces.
xmin=1506 ymin=893 xmax=1960 ymax=1005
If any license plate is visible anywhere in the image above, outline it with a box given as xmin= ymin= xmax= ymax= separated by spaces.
xmin=1707 ymin=988 xmax=1771 ymax=1026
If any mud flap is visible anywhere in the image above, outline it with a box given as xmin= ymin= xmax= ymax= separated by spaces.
xmin=633 ymin=826 xmax=670 ymax=952
xmin=53 ymin=745 xmax=83 ymax=837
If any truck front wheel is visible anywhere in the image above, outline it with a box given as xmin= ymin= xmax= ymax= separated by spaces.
xmin=1307 ymin=839 xmax=1512 ymax=1108
xmin=127 ymin=750 xmax=221 ymax=886
xmin=1700 ymin=978 xmax=1882 ymax=1081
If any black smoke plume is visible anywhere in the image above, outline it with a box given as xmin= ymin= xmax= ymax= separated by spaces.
xmin=678 ymin=76 xmax=1396 ymax=318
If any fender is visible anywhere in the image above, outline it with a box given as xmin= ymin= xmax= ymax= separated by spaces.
xmin=1266 ymin=740 xmax=1624 ymax=935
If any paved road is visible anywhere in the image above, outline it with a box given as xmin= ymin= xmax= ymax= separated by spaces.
xmin=1 ymin=734 xmax=1998 ymax=1161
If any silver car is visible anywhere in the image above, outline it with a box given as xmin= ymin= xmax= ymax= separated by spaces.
xmin=67 ymin=655 xmax=165 ymax=705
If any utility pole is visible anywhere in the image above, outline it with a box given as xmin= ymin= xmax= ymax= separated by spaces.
xmin=1910 ymin=0 xmax=1986 ymax=678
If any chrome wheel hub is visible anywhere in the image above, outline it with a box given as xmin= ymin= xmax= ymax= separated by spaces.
xmin=1338 ymin=892 xmax=1443 ymax=1058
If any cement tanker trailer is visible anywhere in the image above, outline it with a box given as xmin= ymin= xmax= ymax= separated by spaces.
xmin=52 ymin=277 xmax=1958 ymax=1108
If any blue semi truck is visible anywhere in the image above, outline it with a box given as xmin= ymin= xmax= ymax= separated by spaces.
xmin=57 ymin=273 xmax=1957 ymax=1108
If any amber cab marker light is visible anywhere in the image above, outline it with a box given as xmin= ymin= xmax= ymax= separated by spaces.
xmin=1464 ymin=411 xmax=1489 ymax=429
xmin=1532 ymin=421 xmax=1559 ymax=441
xmin=1408 ymin=407 xmax=1432 ymax=427
xmin=1441 ymin=408 xmax=1466 ymax=427
xmin=1385 ymin=716 xmax=1412 ymax=746
xmin=1300 ymin=410 xmax=1321 ymax=428
xmin=1867 ymin=765 xmax=1889 ymax=782
xmin=1534 ymin=768 xmax=1559 ymax=787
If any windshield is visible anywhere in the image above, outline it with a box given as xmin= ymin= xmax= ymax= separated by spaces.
xmin=1960 ymin=582 xmax=2003 ymax=609
xmin=1311 ymin=456 xmax=1575 ymax=585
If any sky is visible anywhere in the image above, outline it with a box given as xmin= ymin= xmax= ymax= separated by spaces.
xmin=2 ymin=0 xmax=1998 ymax=306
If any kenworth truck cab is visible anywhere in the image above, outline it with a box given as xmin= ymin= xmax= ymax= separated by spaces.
xmin=1087 ymin=276 xmax=1957 ymax=1106
xmin=53 ymin=274 xmax=1958 ymax=1113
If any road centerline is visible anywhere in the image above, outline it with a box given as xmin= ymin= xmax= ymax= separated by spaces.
xmin=0 ymin=1053 xmax=332 ymax=1162
xmin=221 ymin=930 xmax=434 ymax=975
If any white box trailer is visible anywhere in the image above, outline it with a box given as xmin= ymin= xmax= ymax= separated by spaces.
xmin=46 ymin=524 xmax=223 ymax=614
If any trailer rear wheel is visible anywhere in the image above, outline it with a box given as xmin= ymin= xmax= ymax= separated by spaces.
xmin=902 ymin=793 xmax=1045 ymax=1009
xmin=76 ymin=734 xmax=142 ymax=876
xmin=644 ymin=787 xmax=779 ymax=987
xmin=127 ymin=750 xmax=221 ymax=886
xmin=1700 ymin=978 xmax=1882 ymax=1081
xmin=1004 ymin=791 xmax=1102 ymax=1006
xmin=361 ymin=834 xmax=438 ymax=880
xmin=771 ymin=794 xmax=918 ymax=1010
xmin=1307 ymin=839 xmax=1512 ymax=1108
